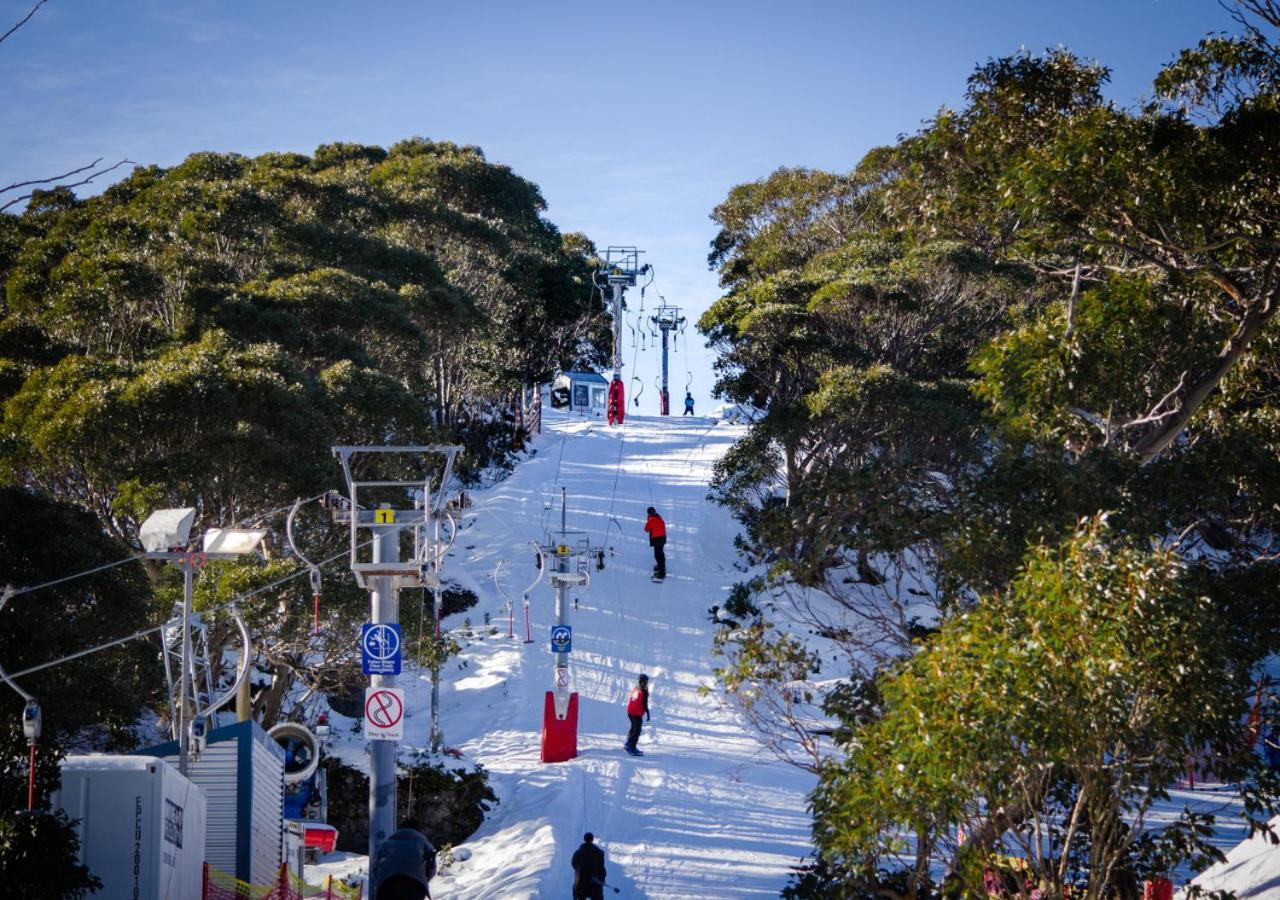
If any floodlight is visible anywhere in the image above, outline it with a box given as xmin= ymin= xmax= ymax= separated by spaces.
xmin=139 ymin=508 xmax=197 ymax=553
xmin=202 ymin=528 xmax=266 ymax=557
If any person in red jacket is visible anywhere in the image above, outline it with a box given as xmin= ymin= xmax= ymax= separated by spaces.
xmin=644 ymin=507 xmax=666 ymax=579
xmin=624 ymin=673 xmax=650 ymax=755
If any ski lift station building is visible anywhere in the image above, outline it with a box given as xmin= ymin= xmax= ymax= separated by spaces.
xmin=552 ymin=370 xmax=609 ymax=415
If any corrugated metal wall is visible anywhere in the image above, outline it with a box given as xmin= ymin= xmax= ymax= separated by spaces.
xmin=149 ymin=743 xmax=238 ymax=875
xmin=249 ymin=740 xmax=284 ymax=885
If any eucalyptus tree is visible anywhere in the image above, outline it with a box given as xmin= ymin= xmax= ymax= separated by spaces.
xmin=704 ymin=5 xmax=1280 ymax=896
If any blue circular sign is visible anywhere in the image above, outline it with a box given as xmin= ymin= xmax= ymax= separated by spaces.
xmin=363 ymin=624 xmax=401 ymax=660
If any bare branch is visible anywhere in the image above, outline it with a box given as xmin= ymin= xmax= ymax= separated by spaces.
xmin=1 ymin=157 xmax=105 ymax=195
xmin=0 ymin=0 xmax=48 ymax=46
xmin=0 ymin=157 xmax=135 ymax=212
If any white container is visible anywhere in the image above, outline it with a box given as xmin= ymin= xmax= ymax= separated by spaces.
xmin=54 ymin=755 xmax=206 ymax=900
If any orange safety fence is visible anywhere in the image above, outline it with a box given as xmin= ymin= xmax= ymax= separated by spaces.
xmin=204 ymin=862 xmax=363 ymax=900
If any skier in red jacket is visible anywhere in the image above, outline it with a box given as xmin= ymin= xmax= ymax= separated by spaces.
xmin=624 ymin=673 xmax=650 ymax=755
xmin=644 ymin=507 xmax=666 ymax=580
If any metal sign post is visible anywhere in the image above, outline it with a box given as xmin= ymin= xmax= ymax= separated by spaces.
xmin=330 ymin=444 xmax=461 ymax=866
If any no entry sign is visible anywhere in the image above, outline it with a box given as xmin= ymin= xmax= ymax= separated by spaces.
xmin=364 ymin=687 xmax=405 ymax=741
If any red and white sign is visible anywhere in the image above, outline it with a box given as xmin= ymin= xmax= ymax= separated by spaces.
xmin=364 ymin=687 xmax=405 ymax=741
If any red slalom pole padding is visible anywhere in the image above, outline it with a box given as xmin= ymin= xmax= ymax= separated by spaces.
xmin=540 ymin=691 xmax=579 ymax=763
xmin=607 ymin=379 xmax=626 ymax=425
xmin=1143 ymin=878 xmax=1173 ymax=900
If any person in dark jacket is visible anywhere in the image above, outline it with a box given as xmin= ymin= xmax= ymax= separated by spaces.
xmin=371 ymin=819 xmax=436 ymax=900
xmin=624 ymin=673 xmax=651 ymax=754
xmin=644 ymin=507 xmax=666 ymax=579
xmin=571 ymin=832 xmax=607 ymax=900
xmin=683 ymin=391 xmax=695 ymax=415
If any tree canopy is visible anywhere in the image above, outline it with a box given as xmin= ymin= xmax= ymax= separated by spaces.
xmin=703 ymin=4 xmax=1280 ymax=896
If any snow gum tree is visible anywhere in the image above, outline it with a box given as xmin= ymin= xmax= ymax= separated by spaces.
xmin=0 ymin=140 xmax=607 ymax=734
xmin=814 ymin=517 xmax=1277 ymax=899
xmin=705 ymin=3 xmax=1280 ymax=895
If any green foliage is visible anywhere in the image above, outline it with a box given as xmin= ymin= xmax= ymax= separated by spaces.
xmin=813 ymin=518 xmax=1275 ymax=898
xmin=703 ymin=6 xmax=1280 ymax=895
xmin=0 ymin=488 xmax=160 ymax=754
xmin=0 ymin=139 xmax=604 ymax=738
xmin=0 ymin=810 xmax=102 ymax=899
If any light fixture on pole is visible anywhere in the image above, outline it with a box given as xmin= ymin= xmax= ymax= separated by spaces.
xmin=139 ymin=508 xmax=265 ymax=775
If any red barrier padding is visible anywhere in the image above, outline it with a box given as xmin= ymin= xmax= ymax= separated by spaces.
xmin=608 ymin=379 xmax=625 ymax=425
xmin=1143 ymin=879 xmax=1173 ymax=900
xmin=304 ymin=823 xmax=339 ymax=854
xmin=541 ymin=691 xmax=579 ymax=763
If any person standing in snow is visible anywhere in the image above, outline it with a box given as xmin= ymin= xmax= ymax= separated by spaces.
xmin=644 ymin=506 xmax=666 ymax=579
xmin=683 ymin=391 xmax=695 ymax=415
xmin=571 ymin=832 xmax=608 ymax=900
xmin=371 ymin=819 xmax=436 ymax=900
xmin=624 ymin=673 xmax=651 ymax=755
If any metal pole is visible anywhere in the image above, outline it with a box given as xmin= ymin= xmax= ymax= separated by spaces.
xmin=368 ymin=522 xmax=399 ymax=863
xmin=178 ymin=560 xmax=194 ymax=776
xmin=430 ymin=511 xmax=442 ymax=753
xmin=611 ymin=284 xmax=624 ymax=378
xmin=555 ymin=488 xmax=569 ymax=690
xmin=660 ymin=324 xmax=670 ymax=415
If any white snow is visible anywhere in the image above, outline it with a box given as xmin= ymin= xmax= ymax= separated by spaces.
xmin=311 ymin=407 xmax=816 ymax=897
xmin=1183 ymin=815 xmax=1280 ymax=898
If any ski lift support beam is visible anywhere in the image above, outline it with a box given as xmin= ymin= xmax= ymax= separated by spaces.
xmin=597 ymin=247 xmax=650 ymax=422
xmin=650 ymin=303 xmax=686 ymax=416
xmin=331 ymin=445 xmax=462 ymax=589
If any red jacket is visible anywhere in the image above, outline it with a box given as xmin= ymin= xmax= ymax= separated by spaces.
xmin=627 ymin=685 xmax=649 ymax=717
xmin=644 ymin=514 xmax=666 ymax=540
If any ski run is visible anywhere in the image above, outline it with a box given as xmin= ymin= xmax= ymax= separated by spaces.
xmin=313 ymin=406 xmax=817 ymax=897
xmin=302 ymin=403 xmax=1271 ymax=898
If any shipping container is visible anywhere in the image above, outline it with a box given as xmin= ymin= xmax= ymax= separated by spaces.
xmin=54 ymin=755 xmax=206 ymax=900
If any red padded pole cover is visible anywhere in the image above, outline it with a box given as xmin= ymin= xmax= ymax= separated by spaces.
xmin=540 ymin=691 xmax=579 ymax=763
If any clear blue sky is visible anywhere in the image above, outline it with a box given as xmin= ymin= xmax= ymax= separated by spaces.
xmin=0 ymin=0 xmax=1241 ymax=412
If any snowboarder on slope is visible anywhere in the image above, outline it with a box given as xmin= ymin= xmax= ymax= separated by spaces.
xmin=625 ymin=673 xmax=651 ymax=755
xmin=683 ymin=391 xmax=695 ymax=415
xmin=644 ymin=506 xmax=666 ymax=580
xmin=370 ymin=818 xmax=436 ymax=900
xmin=571 ymin=832 xmax=608 ymax=900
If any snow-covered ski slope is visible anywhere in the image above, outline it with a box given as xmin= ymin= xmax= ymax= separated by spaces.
xmin=407 ymin=407 xmax=814 ymax=897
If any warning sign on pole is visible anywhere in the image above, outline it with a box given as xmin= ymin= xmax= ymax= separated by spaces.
xmin=364 ymin=687 xmax=405 ymax=741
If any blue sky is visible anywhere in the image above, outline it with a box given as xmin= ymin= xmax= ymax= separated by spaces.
xmin=0 ymin=0 xmax=1241 ymax=411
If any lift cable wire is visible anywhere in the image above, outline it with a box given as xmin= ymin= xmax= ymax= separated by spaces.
xmin=1 ymin=491 xmax=333 ymax=605
xmin=1 ymin=539 xmax=369 ymax=691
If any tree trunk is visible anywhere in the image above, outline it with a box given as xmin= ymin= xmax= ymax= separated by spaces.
xmin=1136 ymin=287 xmax=1277 ymax=465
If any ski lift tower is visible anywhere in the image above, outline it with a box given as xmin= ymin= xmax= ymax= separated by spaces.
xmin=329 ymin=444 xmax=461 ymax=864
xmin=535 ymin=488 xmax=607 ymax=763
xmin=650 ymin=302 xmax=686 ymax=415
xmin=598 ymin=246 xmax=650 ymax=425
